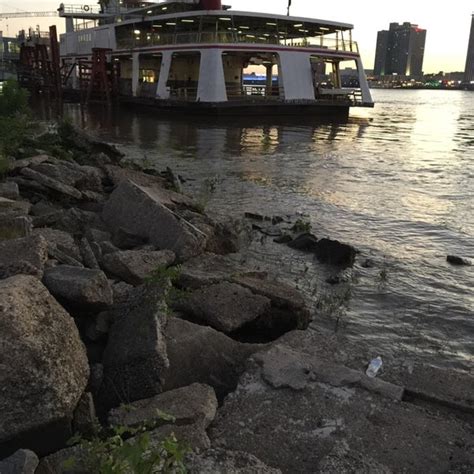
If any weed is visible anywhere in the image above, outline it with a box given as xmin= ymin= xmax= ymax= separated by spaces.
xmin=64 ymin=420 xmax=189 ymax=474
xmin=0 ymin=80 xmax=30 ymax=117
xmin=291 ymin=219 xmax=312 ymax=233
xmin=377 ymin=258 xmax=389 ymax=290
xmin=195 ymin=176 xmax=220 ymax=213
xmin=316 ymin=286 xmax=352 ymax=333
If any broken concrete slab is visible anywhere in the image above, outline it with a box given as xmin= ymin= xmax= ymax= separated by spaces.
xmin=21 ymin=168 xmax=82 ymax=200
xmin=162 ymin=318 xmax=261 ymax=400
xmin=108 ymin=383 xmax=217 ymax=430
xmin=101 ymin=249 xmax=175 ymax=285
xmin=178 ymin=281 xmax=271 ymax=333
xmin=102 ymin=180 xmax=206 ymax=261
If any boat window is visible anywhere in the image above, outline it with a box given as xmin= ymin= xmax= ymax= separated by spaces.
xmin=222 ymin=51 xmax=283 ymax=100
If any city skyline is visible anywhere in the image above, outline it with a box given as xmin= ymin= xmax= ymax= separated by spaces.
xmin=0 ymin=0 xmax=472 ymax=73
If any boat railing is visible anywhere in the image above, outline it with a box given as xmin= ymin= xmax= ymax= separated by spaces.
xmin=117 ymin=32 xmax=359 ymax=53
xmin=60 ymin=4 xmax=102 ymax=15
xmin=75 ymin=20 xmax=99 ymax=31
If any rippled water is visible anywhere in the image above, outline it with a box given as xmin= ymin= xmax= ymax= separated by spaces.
xmin=63 ymin=90 xmax=474 ymax=370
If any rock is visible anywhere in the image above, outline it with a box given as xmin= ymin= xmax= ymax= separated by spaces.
xmin=102 ymin=180 xmax=206 ymax=261
xmin=99 ymin=284 xmax=169 ymax=410
xmin=42 ymin=265 xmax=113 ymax=310
xmin=29 ymin=162 xmax=84 ymax=188
xmin=72 ymin=392 xmax=98 ymax=437
xmin=0 ymin=216 xmax=32 ymax=241
xmin=21 ymin=168 xmax=83 ymax=200
xmin=8 ymin=154 xmax=49 ymax=171
xmin=361 ymin=258 xmax=376 ymax=269
xmin=33 ymin=228 xmax=81 ymax=262
xmin=85 ymin=311 xmax=112 ymax=342
xmin=231 ymin=275 xmax=311 ymax=331
xmin=35 ymin=444 xmax=87 ymax=474
xmin=111 ymin=227 xmax=148 ymax=249
xmin=186 ymin=448 xmax=281 ymax=473
xmin=51 ymin=208 xmax=104 ymax=236
xmin=178 ymin=281 xmax=271 ymax=333
xmin=146 ymin=423 xmax=211 ymax=452
xmin=87 ymin=363 xmax=104 ymax=398
xmin=47 ymin=246 xmax=84 ymax=268
xmin=447 ymin=255 xmax=472 ymax=266
xmin=0 ymin=196 xmax=31 ymax=217
xmin=205 ymin=217 xmax=252 ymax=254
xmin=0 ymin=234 xmax=48 ymax=279
xmin=101 ymin=249 xmax=176 ymax=285
xmin=209 ymin=340 xmax=473 ymax=473
xmin=274 ymin=234 xmax=293 ymax=244
xmin=75 ymin=165 xmax=105 ymax=193
xmin=112 ymin=281 xmax=134 ymax=305
xmin=178 ymin=253 xmax=247 ymax=290
xmin=85 ymin=227 xmax=111 ymax=244
xmin=162 ymin=318 xmax=260 ymax=400
xmin=287 ymin=232 xmax=319 ymax=251
xmin=0 ymin=275 xmax=89 ymax=457
xmin=79 ymin=237 xmax=100 ymax=269
xmin=0 ymin=449 xmax=39 ymax=474
xmin=99 ymin=241 xmax=119 ymax=255
xmin=108 ymin=383 xmax=217 ymax=430
xmin=30 ymin=200 xmax=60 ymax=217
xmin=314 ymin=238 xmax=357 ymax=267
xmin=0 ymin=182 xmax=20 ymax=200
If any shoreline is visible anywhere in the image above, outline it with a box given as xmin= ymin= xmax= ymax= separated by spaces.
xmin=0 ymin=121 xmax=472 ymax=472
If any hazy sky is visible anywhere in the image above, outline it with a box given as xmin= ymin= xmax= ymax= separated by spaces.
xmin=1 ymin=0 xmax=472 ymax=72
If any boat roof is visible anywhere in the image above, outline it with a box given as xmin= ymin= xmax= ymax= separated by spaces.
xmin=121 ymin=1 xmax=353 ymax=33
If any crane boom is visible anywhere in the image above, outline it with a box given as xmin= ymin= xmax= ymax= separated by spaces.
xmin=0 ymin=11 xmax=58 ymax=19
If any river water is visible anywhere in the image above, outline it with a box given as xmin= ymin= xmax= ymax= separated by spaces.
xmin=63 ymin=90 xmax=473 ymax=371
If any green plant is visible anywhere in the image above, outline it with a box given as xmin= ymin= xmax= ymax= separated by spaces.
xmin=316 ymin=286 xmax=352 ymax=333
xmin=0 ymin=80 xmax=30 ymax=117
xmin=291 ymin=218 xmax=312 ymax=233
xmin=64 ymin=423 xmax=189 ymax=474
xmin=145 ymin=265 xmax=189 ymax=314
xmin=195 ymin=176 xmax=220 ymax=213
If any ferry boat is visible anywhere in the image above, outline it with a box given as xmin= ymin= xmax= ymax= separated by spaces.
xmin=58 ymin=0 xmax=374 ymax=116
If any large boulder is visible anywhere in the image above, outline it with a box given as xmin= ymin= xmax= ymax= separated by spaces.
xmin=42 ymin=265 xmax=113 ymax=310
xmin=162 ymin=318 xmax=261 ymax=400
xmin=314 ymin=238 xmax=356 ymax=267
xmin=101 ymin=249 xmax=176 ymax=285
xmin=177 ymin=281 xmax=271 ymax=334
xmin=0 ymin=182 xmax=20 ymax=200
xmin=0 ymin=276 xmax=89 ymax=457
xmin=0 ymin=196 xmax=31 ymax=218
xmin=99 ymin=284 xmax=169 ymax=410
xmin=0 ymin=234 xmax=48 ymax=280
xmin=102 ymin=180 xmax=206 ymax=261
xmin=20 ymin=168 xmax=82 ymax=200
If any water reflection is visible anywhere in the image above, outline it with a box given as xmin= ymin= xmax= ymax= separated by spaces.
xmin=43 ymin=91 xmax=474 ymax=370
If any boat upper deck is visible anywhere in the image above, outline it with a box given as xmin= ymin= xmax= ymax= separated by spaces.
xmin=60 ymin=1 xmax=358 ymax=55
xmin=114 ymin=10 xmax=358 ymax=53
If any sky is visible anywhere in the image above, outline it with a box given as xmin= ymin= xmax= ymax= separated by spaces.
xmin=0 ymin=0 xmax=472 ymax=73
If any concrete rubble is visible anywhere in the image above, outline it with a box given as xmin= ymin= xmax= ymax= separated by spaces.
xmin=0 ymin=125 xmax=471 ymax=473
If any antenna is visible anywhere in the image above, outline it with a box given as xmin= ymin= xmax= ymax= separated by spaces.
xmin=287 ymin=0 xmax=292 ymax=16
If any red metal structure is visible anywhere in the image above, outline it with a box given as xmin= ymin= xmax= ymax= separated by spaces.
xmin=199 ymin=0 xmax=222 ymax=10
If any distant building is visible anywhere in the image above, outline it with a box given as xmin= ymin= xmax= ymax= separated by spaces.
xmin=374 ymin=22 xmax=426 ymax=78
xmin=464 ymin=15 xmax=474 ymax=83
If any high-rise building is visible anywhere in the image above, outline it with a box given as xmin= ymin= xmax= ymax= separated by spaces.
xmin=374 ymin=22 xmax=426 ymax=78
xmin=464 ymin=15 xmax=474 ymax=83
